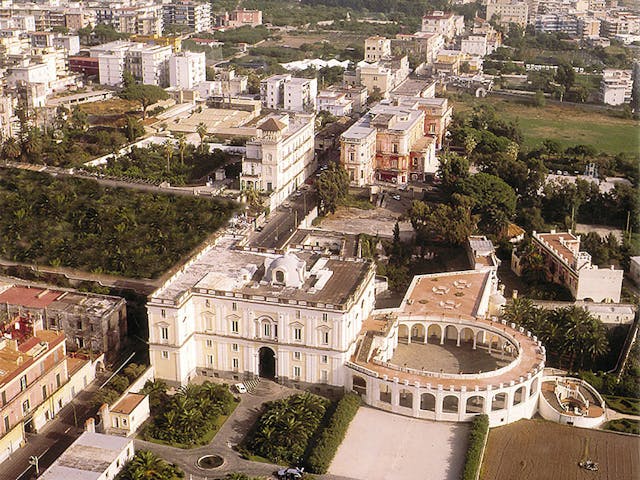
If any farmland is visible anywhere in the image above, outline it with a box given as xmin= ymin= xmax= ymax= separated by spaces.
xmin=481 ymin=419 xmax=640 ymax=480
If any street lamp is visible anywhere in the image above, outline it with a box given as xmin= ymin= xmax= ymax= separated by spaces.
xmin=28 ymin=455 xmax=39 ymax=476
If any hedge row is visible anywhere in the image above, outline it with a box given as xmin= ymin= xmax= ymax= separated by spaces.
xmin=306 ymin=393 xmax=361 ymax=473
xmin=462 ymin=414 xmax=490 ymax=480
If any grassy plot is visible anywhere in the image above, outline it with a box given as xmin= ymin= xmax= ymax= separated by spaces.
xmin=452 ymin=96 xmax=639 ymax=155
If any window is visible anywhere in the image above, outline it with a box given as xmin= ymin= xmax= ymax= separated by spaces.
xmin=56 ymin=373 xmax=61 ymax=388
xmin=42 ymin=385 xmax=47 ymax=400
xmin=320 ymin=370 xmax=328 ymax=382
xmin=322 ymin=313 xmax=328 ymax=322
xmin=294 ymin=351 xmax=301 ymax=360
xmin=294 ymin=327 xmax=302 ymax=341
xmin=231 ymin=302 xmax=237 ymax=311
xmin=275 ymin=270 xmax=285 ymax=284
xmin=232 ymin=358 xmax=239 ymax=369
xmin=232 ymin=343 xmax=239 ymax=352
xmin=205 ymin=299 xmax=210 ymax=308
xmin=231 ymin=319 xmax=239 ymax=333
xmin=1 ymin=391 xmax=5 ymax=406
xmin=22 ymin=399 xmax=30 ymax=415
xmin=76 ymin=337 xmax=84 ymax=348
xmin=3 ymin=416 xmax=9 ymax=432
xmin=161 ymin=309 xmax=166 ymax=318
xmin=293 ymin=366 xmax=301 ymax=378
xmin=207 ymin=355 xmax=214 ymax=366
xmin=160 ymin=327 xmax=169 ymax=340
xmin=322 ymin=331 xmax=330 ymax=345
xmin=19 ymin=375 xmax=27 ymax=391
xmin=161 ymin=351 xmax=169 ymax=359
xmin=295 ymin=310 xmax=301 ymax=319
xmin=263 ymin=322 xmax=271 ymax=337
xmin=206 ymin=339 xmax=213 ymax=347
xmin=321 ymin=355 xmax=328 ymax=364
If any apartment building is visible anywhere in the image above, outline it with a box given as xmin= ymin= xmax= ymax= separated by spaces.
xmin=147 ymin=246 xmax=376 ymax=389
xmin=241 ymin=113 xmax=316 ymax=211
xmin=511 ymin=230 xmax=624 ymax=302
xmin=340 ymin=119 xmax=377 ymax=186
xmin=0 ymin=283 xmax=127 ymax=361
xmin=317 ymin=90 xmax=353 ymax=116
xmin=364 ymin=36 xmax=391 ymax=62
xmin=226 ymin=8 xmax=262 ymax=28
xmin=391 ymin=96 xmax=453 ymax=149
xmin=392 ymin=31 xmax=444 ymax=65
xmin=355 ymin=56 xmax=410 ymax=99
xmin=0 ymin=4 xmax=91 ymax=32
xmin=421 ymin=11 xmax=465 ymax=39
xmin=94 ymin=4 xmax=163 ymax=36
xmin=260 ymin=74 xmax=317 ymax=112
xmin=600 ymin=68 xmax=632 ymax=105
xmin=169 ymin=51 xmax=206 ymax=89
xmin=461 ymin=35 xmax=489 ymax=56
xmin=486 ymin=0 xmax=529 ymax=27
xmin=600 ymin=13 xmax=640 ymax=37
xmin=163 ymin=1 xmax=212 ymax=33
xmin=0 ymin=317 xmax=103 ymax=463
xmin=91 ymin=41 xmax=173 ymax=86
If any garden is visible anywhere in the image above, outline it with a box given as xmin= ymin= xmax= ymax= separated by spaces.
xmin=241 ymin=392 xmax=361 ymax=474
xmin=117 ymin=450 xmax=184 ymax=480
xmin=140 ymin=380 xmax=238 ymax=448
xmin=0 ymin=169 xmax=237 ymax=278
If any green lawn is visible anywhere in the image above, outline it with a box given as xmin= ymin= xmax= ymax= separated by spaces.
xmin=453 ymin=96 xmax=639 ymax=155
xmin=604 ymin=395 xmax=640 ymax=416
xmin=603 ymin=418 xmax=640 ymax=435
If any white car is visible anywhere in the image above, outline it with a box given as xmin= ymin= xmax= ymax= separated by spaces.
xmin=392 ymin=194 xmax=401 ymax=201
xmin=234 ymin=383 xmax=247 ymax=394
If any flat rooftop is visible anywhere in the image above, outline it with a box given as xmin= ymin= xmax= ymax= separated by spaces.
xmin=39 ymin=432 xmax=132 ymax=480
xmin=400 ymin=270 xmax=492 ymax=320
xmin=150 ymin=235 xmax=372 ymax=308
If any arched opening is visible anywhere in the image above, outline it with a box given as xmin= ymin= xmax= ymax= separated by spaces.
xmin=411 ymin=324 xmax=425 ymax=343
xmin=94 ymin=360 xmax=105 ymax=373
xmin=442 ymin=395 xmax=459 ymax=413
xmin=352 ymin=375 xmax=367 ymax=397
xmin=476 ymin=330 xmax=485 ymax=345
xmin=398 ymin=324 xmax=409 ymax=343
xmin=427 ymin=324 xmax=442 ymax=342
xmin=530 ymin=378 xmax=539 ymax=397
xmin=460 ymin=327 xmax=474 ymax=343
xmin=492 ymin=392 xmax=507 ymax=411
xmin=399 ymin=389 xmax=413 ymax=408
xmin=258 ymin=346 xmax=276 ymax=378
xmin=275 ymin=270 xmax=285 ymax=284
xmin=380 ymin=383 xmax=392 ymax=404
xmin=444 ymin=325 xmax=458 ymax=344
xmin=513 ymin=386 xmax=526 ymax=405
xmin=466 ymin=395 xmax=484 ymax=414
xmin=420 ymin=393 xmax=436 ymax=411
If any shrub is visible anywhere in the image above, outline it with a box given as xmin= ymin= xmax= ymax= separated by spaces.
xmin=462 ymin=414 xmax=489 ymax=480
xmin=306 ymin=393 xmax=361 ymax=473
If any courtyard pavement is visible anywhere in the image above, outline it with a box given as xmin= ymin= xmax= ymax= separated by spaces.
xmin=391 ymin=341 xmax=512 ymax=374
xmin=329 ymin=407 xmax=469 ymax=480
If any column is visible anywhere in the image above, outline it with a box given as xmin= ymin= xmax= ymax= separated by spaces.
xmin=440 ymin=327 xmax=445 ymax=345
xmin=456 ymin=330 xmax=461 ymax=347
xmin=424 ymin=325 xmax=429 ymax=344
xmin=472 ymin=332 xmax=477 ymax=350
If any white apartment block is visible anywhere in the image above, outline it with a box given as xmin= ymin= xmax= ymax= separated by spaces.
xmin=91 ymin=41 xmax=172 ymax=87
xmin=512 ymin=230 xmax=624 ymax=302
xmin=260 ymin=74 xmax=317 ymax=112
xmin=486 ymin=0 xmax=529 ymax=27
xmin=461 ymin=35 xmax=489 ymax=56
xmin=241 ymin=113 xmax=316 ymax=211
xmin=163 ymin=1 xmax=212 ymax=33
xmin=147 ymin=245 xmax=376 ymax=388
xmin=421 ymin=11 xmax=465 ymax=39
xmin=317 ymin=90 xmax=353 ymax=116
xmin=340 ymin=119 xmax=377 ymax=187
xmin=364 ymin=36 xmax=391 ymax=62
xmin=94 ymin=4 xmax=163 ymax=36
xmin=169 ymin=51 xmax=205 ymax=89
xmin=600 ymin=68 xmax=632 ymax=105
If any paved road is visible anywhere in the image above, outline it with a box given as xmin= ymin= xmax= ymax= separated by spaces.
xmin=135 ymin=380 xmax=357 ymax=480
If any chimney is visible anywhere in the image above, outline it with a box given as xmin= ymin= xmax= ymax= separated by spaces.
xmin=84 ymin=417 xmax=95 ymax=433
xmin=98 ymin=403 xmax=110 ymax=433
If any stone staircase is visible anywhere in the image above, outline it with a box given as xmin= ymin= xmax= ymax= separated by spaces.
xmin=244 ymin=377 xmax=261 ymax=394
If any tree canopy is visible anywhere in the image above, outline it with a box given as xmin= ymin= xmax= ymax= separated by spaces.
xmin=119 ymin=74 xmax=170 ymax=118
xmin=457 ymin=173 xmax=517 ymax=234
xmin=317 ymin=163 xmax=349 ymax=214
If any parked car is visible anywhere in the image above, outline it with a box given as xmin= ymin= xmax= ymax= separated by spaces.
xmin=234 ymin=383 xmax=247 ymax=394
xmin=277 ymin=467 xmax=304 ymax=479
xmin=392 ymin=194 xmax=401 ymax=201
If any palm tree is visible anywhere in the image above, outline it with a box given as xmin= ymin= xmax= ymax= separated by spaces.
xmin=2 ymin=137 xmax=20 ymax=164
xmin=125 ymin=450 xmax=167 ymax=479
xmin=163 ymin=140 xmax=173 ymax=172
xmin=196 ymin=122 xmax=207 ymax=154
xmin=176 ymin=133 xmax=187 ymax=165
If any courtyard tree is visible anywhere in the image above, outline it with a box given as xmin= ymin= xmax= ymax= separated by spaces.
xmin=317 ymin=163 xmax=349 ymax=214
xmin=457 ymin=173 xmax=516 ymax=234
xmin=196 ymin=122 xmax=208 ymax=153
xmin=1 ymin=137 xmax=20 ymax=164
xmin=116 ymin=450 xmax=184 ymax=480
xmin=409 ymin=196 xmax=476 ymax=245
xmin=437 ymin=153 xmax=469 ymax=193
xmin=119 ymin=74 xmax=169 ymax=119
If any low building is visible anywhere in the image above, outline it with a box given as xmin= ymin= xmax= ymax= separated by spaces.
xmin=466 ymin=235 xmax=500 ymax=271
xmin=421 ymin=11 xmax=465 ymax=40
xmin=38 ymin=431 xmax=134 ymax=480
xmin=0 ymin=282 xmax=127 ymax=361
xmin=355 ymin=56 xmax=409 ymax=99
xmin=630 ymin=256 xmax=640 ymax=286
xmin=317 ymin=90 xmax=353 ymax=116
xmin=600 ymin=68 xmax=632 ymax=105
xmin=364 ymin=36 xmax=391 ymax=62
xmin=392 ymin=31 xmax=444 ymax=65
xmin=511 ymin=230 xmax=624 ymax=303
xmin=225 ymin=8 xmax=262 ymax=28
xmin=100 ymin=392 xmax=150 ymax=437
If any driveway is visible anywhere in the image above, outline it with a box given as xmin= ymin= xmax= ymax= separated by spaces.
xmin=329 ymin=407 xmax=469 ymax=480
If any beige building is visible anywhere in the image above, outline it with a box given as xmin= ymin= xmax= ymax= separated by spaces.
xmin=486 ymin=0 xmax=529 ymax=27
xmin=147 ymin=245 xmax=376 ymax=390
xmin=340 ymin=119 xmax=377 ymax=186
xmin=511 ymin=230 xmax=624 ymax=302
xmin=364 ymin=36 xmax=391 ymax=62
xmin=421 ymin=11 xmax=465 ymax=39
xmin=241 ymin=113 xmax=316 ymax=211
xmin=356 ymin=56 xmax=410 ymax=99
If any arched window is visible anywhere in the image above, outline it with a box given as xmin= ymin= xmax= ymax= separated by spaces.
xmin=275 ymin=270 xmax=285 ymax=284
